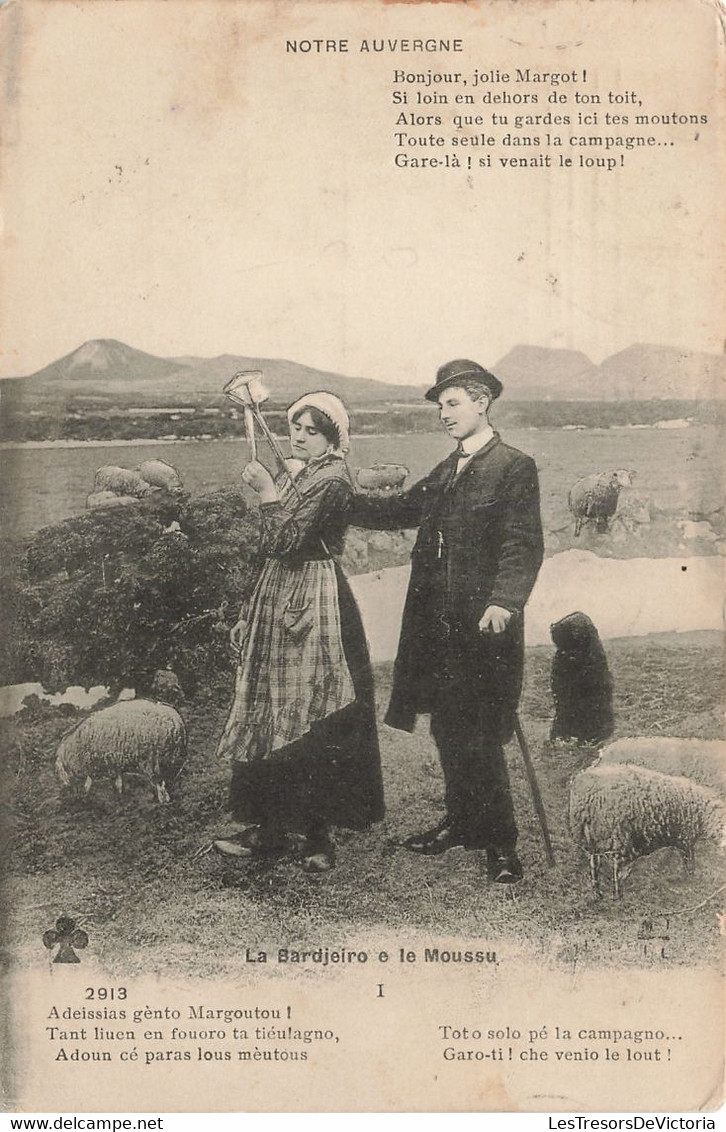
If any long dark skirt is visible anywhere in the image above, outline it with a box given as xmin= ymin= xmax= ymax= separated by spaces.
xmin=228 ymin=563 xmax=384 ymax=832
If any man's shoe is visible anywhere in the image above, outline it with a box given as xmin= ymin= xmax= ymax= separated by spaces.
xmin=402 ymin=820 xmax=465 ymax=856
xmin=487 ymin=849 xmax=523 ymax=883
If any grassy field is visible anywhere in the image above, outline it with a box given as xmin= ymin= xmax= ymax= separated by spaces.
xmin=2 ymin=630 xmax=723 ymax=979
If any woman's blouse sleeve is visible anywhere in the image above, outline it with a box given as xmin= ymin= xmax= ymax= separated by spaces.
xmin=259 ymin=477 xmax=352 ymax=556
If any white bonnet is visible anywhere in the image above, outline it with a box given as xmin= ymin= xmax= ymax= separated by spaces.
xmin=286 ymin=391 xmax=350 ymax=454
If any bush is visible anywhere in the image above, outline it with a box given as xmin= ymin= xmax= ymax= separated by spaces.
xmin=0 ymin=488 xmax=261 ymax=696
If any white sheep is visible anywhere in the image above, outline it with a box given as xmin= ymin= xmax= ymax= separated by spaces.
xmin=86 ymin=490 xmax=138 ymax=510
xmin=569 ymin=763 xmax=726 ymax=898
xmin=136 ymin=459 xmax=183 ymax=493
xmin=610 ymin=490 xmax=652 ymax=540
xmin=55 ymin=697 xmax=187 ymax=804
xmin=93 ymin=465 xmax=151 ymax=499
xmin=568 ymin=469 xmax=633 ymax=537
xmin=597 ymin=737 xmax=726 ymax=797
xmin=677 ymin=519 xmax=718 ymax=544
xmin=356 ymin=463 xmax=409 ymax=493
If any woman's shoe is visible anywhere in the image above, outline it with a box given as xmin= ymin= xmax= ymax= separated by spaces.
xmin=300 ymin=826 xmax=336 ymax=872
xmin=301 ymin=851 xmax=334 ymax=873
xmin=213 ymin=825 xmax=286 ymax=859
xmin=214 ymin=838 xmax=256 ymax=858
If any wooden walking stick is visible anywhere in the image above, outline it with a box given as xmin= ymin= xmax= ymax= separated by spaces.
xmin=513 ymin=714 xmax=556 ymax=866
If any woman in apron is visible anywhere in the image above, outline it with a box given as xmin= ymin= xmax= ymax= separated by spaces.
xmin=214 ymin=392 xmax=384 ymax=872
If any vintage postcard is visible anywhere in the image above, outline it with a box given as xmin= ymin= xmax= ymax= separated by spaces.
xmin=0 ymin=0 xmax=724 ymax=1115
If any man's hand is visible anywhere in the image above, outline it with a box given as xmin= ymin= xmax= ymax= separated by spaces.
xmin=478 ymin=605 xmax=512 ymax=634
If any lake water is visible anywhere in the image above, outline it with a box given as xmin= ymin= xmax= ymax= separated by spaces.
xmin=0 ymin=426 xmax=722 ymax=547
xmin=1 ymin=426 xmax=722 ymax=709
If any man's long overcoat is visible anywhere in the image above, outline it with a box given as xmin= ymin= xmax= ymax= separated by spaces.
xmin=349 ymin=434 xmax=544 ymax=738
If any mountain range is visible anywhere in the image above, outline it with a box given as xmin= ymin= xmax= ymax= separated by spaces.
xmin=493 ymin=344 xmax=725 ymax=400
xmin=4 ymin=340 xmax=421 ymax=406
xmin=3 ymin=339 xmax=724 ymax=404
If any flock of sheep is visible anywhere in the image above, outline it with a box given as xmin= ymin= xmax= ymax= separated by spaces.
xmin=53 ymin=681 xmax=725 ymax=902
xmin=49 ymin=459 xmax=725 ymax=903
xmin=560 ymin=472 xmax=724 ymax=898
xmin=87 ymin=459 xmax=184 ymax=509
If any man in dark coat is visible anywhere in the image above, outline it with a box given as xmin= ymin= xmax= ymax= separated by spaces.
xmin=349 ymin=359 xmax=544 ymax=882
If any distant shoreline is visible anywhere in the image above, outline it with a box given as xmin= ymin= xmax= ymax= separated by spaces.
xmin=0 ymin=421 xmax=697 ymax=451
xmin=0 ymin=437 xmax=260 ymax=451
xmin=0 ymin=437 xmax=216 ymax=450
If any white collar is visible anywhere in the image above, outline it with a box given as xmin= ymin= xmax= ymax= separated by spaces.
xmin=459 ymin=425 xmax=495 ymax=457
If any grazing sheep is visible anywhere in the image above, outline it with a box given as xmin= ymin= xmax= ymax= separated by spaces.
xmin=550 ymin=612 xmax=614 ymax=745
xmin=136 ymin=459 xmax=183 ymax=493
xmin=93 ymin=465 xmax=151 ymax=499
xmin=569 ymin=763 xmax=726 ymax=898
xmin=610 ymin=490 xmax=652 ymax=539
xmin=568 ymin=469 xmax=633 ymax=537
xmin=86 ymin=490 xmax=138 ymax=510
xmin=55 ymin=684 xmax=186 ymax=804
xmin=597 ymin=737 xmax=726 ymax=797
xmin=356 ymin=463 xmax=409 ymax=493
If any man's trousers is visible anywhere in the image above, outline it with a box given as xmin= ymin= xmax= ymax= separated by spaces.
xmin=430 ymin=685 xmax=518 ymax=851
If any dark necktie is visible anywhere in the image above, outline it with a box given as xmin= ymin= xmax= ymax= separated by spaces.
xmin=444 ymin=446 xmax=467 ymax=491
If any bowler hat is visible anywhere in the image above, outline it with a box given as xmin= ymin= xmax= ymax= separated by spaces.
xmin=425 ymin=359 xmax=503 ymax=403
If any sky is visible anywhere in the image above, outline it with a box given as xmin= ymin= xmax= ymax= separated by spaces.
xmin=2 ymin=0 xmax=724 ymax=384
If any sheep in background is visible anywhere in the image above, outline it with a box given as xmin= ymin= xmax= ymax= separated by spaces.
xmin=597 ymin=737 xmax=726 ymax=797
xmin=136 ymin=459 xmax=183 ymax=493
xmin=550 ymin=612 xmax=614 ymax=745
xmin=610 ymin=490 xmax=653 ymax=540
xmin=676 ymin=519 xmax=719 ymax=545
xmin=93 ymin=465 xmax=151 ymax=499
xmin=356 ymin=463 xmax=409 ymax=494
xmin=569 ymin=762 xmax=726 ymax=898
xmin=86 ymin=490 xmax=138 ymax=510
xmin=55 ymin=671 xmax=186 ymax=804
xmin=568 ymin=469 xmax=634 ymax=537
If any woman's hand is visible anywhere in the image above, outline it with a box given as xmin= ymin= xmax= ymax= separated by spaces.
xmin=242 ymin=460 xmax=278 ymax=502
xmin=283 ymin=457 xmax=306 ymax=479
xmin=229 ymin=616 xmax=247 ymax=659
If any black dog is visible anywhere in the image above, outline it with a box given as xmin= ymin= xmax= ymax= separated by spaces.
xmin=550 ymin=611 xmax=614 ymax=744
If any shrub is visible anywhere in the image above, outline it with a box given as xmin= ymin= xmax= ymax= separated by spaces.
xmin=0 ymin=488 xmax=260 ymax=696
